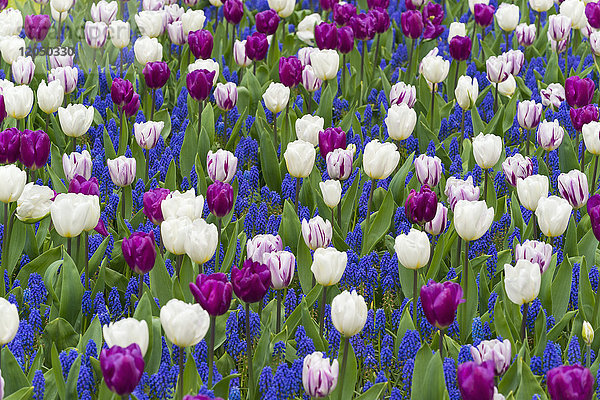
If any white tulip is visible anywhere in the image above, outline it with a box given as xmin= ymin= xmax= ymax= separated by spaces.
xmin=516 ymin=175 xmax=548 ymax=211
xmin=319 ymin=180 xmax=342 ymax=209
xmin=37 ymin=80 xmax=64 ymax=114
xmin=3 ymin=85 xmax=33 ymax=119
xmin=535 ymin=195 xmax=572 ymax=237
xmin=455 ymin=76 xmax=479 ymax=110
xmin=296 ymin=14 xmax=322 ymax=45
xmin=0 ymin=165 xmax=26 ymax=204
xmin=385 ymin=103 xmax=417 ymax=141
xmin=0 ymin=8 xmax=22 ymax=36
xmin=135 ymin=10 xmax=166 ymax=38
xmin=497 ymin=74 xmax=516 ymax=97
xmin=473 ymin=133 xmax=502 ymax=169
xmin=134 ymin=121 xmax=164 ymax=150
xmin=394 ymin=228 xmax=430 ymax=270
xmin=109 ymin=20 xmax=131 ymax=49
xmin=295 ymin=114 xmax=324 ymax=146
xmin=58 ymin=104 xmax=95 ymax=138
xmin=420 ymin=54 xmax=450 ymax=84
xmin=331 ymin=290 xmax=367 ymax=337
xmin=363 ymin=140 xmax=400 ymax=180
xmin=160 ymin=299 xmax=210 ymax=347
xmin=181 ymin=9 xmax=206 ymax=35
xmin=103 ymin=318 xmax=149 ymax=356
xmin=262 ymin=82 xmax=290 ymax=114
xmin=0 ymin=297 xmax=19 ymax=345
xmin=448 ymin=22 xmax=467 ymax=42
xmin=185 ymin=219 xmax=218 ymax=265
xmin=16 ymin=183 xmax=54 ymax=223
xmin=454 ymin=200 xmax=494 ymax=241
xmin=504 ymin=259 xmax=541 ymax=305
xmin=529 ymin=0 xmax=553 ymax=12
xmin=583 ymin=321 xmax=594 ymax=345
xmin=583 ymin=121 xmax=600 ymax=155
xmin=51 ymin=0 xmax=72 ymax=13
xmin=311 ymin=247 xmax=347 ymax=286
xmin=134 ymin=36 xmax=163 ymax=64
xmin=496 ymin=3 xmax=520 ymax=32
xmin=284 ymin=140 xmax=316 ymax=178
xmin=560 ymin=0 xmax=586 ymax=29
xmin=310 ymin=49 xmax=339 ymax=81
xmin=161 ymin=216 xmax=192 ymax=255
xmin=62 ymin=150 xmax=92 ymax=182
xmin=161 ymin=190 xmax=204 ymax=221
xmin=50 ymin=193 xmax=92 ymax=238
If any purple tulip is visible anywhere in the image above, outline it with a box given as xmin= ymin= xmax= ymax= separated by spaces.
xmin=422 ymin=2 xmax=443 ymax=25
xmin=143 ymin=188 xmax=170 ymax=225
xmin=474 ymin=4 xmax=495 ymax=27
xmin=245 ymin=32 xmax=269 ymax=61
xmin=420 ymin=280 xmax=465 ymax=329
xmin=315 ymin=22 xmax=338 ymax=50
xmin=570 ymin=105 xmax=599 ymax=131
xmin=337 ymin=26 xmax=354 ymax=54
xmin=0 ymin=95 xmax=6 ymax=124
xmin=350 ymin=13 xmax=376 ymax=41
xmin=367 ymin=0 xmax=389 ymax=8
xmin=100 ymin=344 xmax=145 ymax=396
xmin=189 ymin=273 xmax=233 ymax=316
xmin=24 ymin=14 xmax=51 ymax=42
xmin=318 ymin=127 xmax=346 ymax=159
xmin=565 ymin=76 xmax=595 ymax=108
xmin=188 ymin=30 xmax=213 ymax=60
xmin=400 ymin=10 xmax=424 ymax=39
xmin=256 ymin=9 xmax=280 ymax=35
xmin=0 ymin=128 xmax=20 ymax=164
xmin=68 ymin=175 xmax=100 ymax=197
xmin=333 ymin=2 xmax=356 ymax=26
xmin=457 ymin=361 xmax=495 ymax=400
xmin=231 ymin=259 xmax=271 ymax=303
xmin=320 ymin=0 xmax=339 ymax=11
xmin=547 ymin=365 xmax=594 ymax=400
xmin=370 ymin=7 xmax=390 ymax=34
xmin=587 ymin=1 xmax=600 ymax=29
xmin=223 ymin=0 xmax=244 ymax=25
xmin=19 ymin=129 xmax=50 ymax=170
xmin=95 ymin=219 xmax=109 ymax=237
xmin=588 ymin=194 xmax=600 ymax=241
xmin=279 ymin=56 xmax=303 ymax=88
xmin=405 ymin=185 xmax=438 ymax=225
xmin=186 ymin=69 xmax=216 ymax=102
xmin=449 ymin=36 xmax=472 ymax=61
xmin=111 ymin=78 xmax=134 ymax=109
xmin=207 ymin=181 xmax=234 ymax=218
xmin=124 ymin=94 xmax=140 ymax=118
xmin=122 ymin=232 xmax=157 ymax=275
xmin=143 ymin=61 xmax=171 ymax=90
xmin=0 ymin=0 xmax=6 ymax=10
xmin=423 ymin=20 xmax=444 ymax=40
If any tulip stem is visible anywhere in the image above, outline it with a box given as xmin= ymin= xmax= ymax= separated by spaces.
xmin=520 ymin=302 xmax=529 ymax=342
xmin=413 ymin=269 xmax=418 ymax=330
xmin=582 ymin=142 xmax=586 ymax=172
xmin=216 ymin=218 xmax=222 ymax=271
xmin=176 ymin=254 xmax=183 ymax=278
xmin=67 ymin=237 xmax=72 ymax=261
xmin=526 ymin=129 xmax=530 ymax=155
xmin=365 ymin=178 xmax=376 ymax=233
xmin=150 ymin=89 xmax=156 ymax=121
xmin=439 ymin=329 xmax=444 ymax=359
xmin=198 ymin=100 xmax=204 ymax=136
xmin=245 ymin=302 xmax=254 ymax=398
xmin=138 ymin=273 xmax=143 ymax=299
xmin=430 ymin=85 xmax=435 ymax=127
xmin=453 ymin=61 xmax=460 ymax=100
xmin=277 ymin=289 xmax=282 ymax=333
xmin=360 ymin=40 xmax=365 ymax=84
xmin=373 ymin=34 xmax=381 ymax=75
xmin=593 ymin=155 xmax=599 ymax=193
xmin=493 ymin=82 xmax=499 ymax=114
xmin=1 ymin=202 xmax=7 ymax=271
xmin=480 ymin=28 xmax=486 ymax=61
xmin=177 ymin=346 xmax=184 ymax=400
xmin=456 ymin=238 xmax=462 ymax=273
xmin=119 ymin=48 xmax=123 ymax=77
xmin=463 ymin=240 xmax=469 ymax=298
xmin=406 ymin=38 xmax=415 ymax=82
xmin=587 ymin=344 xmax=592 ymax=368
xmin=341 ymin=54 xmax=346 ymax=93
xmin=84 ymin=231 xmax=89 ymax=290
xmin=208 ymin=315 xmax=216 ymax=388
xmin=57 ymin=14 xmax=61 ymax=43
xmin=294 ymin=178 xmax=300 ymax=213
xmin=337 ymin=203 xmax=341 ymax=229
xmin=505 ymin=31 xmax=509 ymax=51
xmin=459 ymin=109 xmax=465 ymax=150
xmin=483 ymin=169 xmax=488 ymax=202
xmin=337 ymin=336 xmax=350 ymax=400
xmin=145 ymin=149 xmax=150 ymax=183
xmin=536 ymin=12 xmax=540 ymax=38
xmin=319 ymin=285 xmax=327 ymax=340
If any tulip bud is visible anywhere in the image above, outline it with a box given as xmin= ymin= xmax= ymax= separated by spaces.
xmin=501 ymin=154 xmax=532 ymax=187
xmin=536 ymin=119 xmax=564 ymax=151
xmin=256 ymin=9 xmax=280 ymax=35
xmin=536 ymin=195 xmax=572 ymax=237
xmin=421 ymin=280 xmax=464 ymax=329
xmin=502 ymin=49 xmax=524 ymax=75
xmin=100 ymin=344 xmax=145 ymax=397
xmin=333 ymin=2 xmax=356 ymax=26
xmin=0 ymin=8 xmax=22 ymax=36
xmin=449 ymin=35 xmax=472 ymax=61
xmin=59 ymin=104 xmax=95 ymax=138
xmin=558 ymin=169 xmax=588 ymax=209
xmin=0 ymin=297 xmax=18 ymax=345
xmin=474 ymin=3 xmax=494 ymax=26
xmin=268 ymin=0 xmax=295 ymax=17
xmin=497 ymin=74 xmax=516 ymax=97
xmin=185 ymin=219 xmax=218 ymax=264
xmin=187 ymin=29 xmax=213 ymax=60
xmin=591 ymin=31 xmax=600 ymax=56
xmin=302 ymin=65 xmax=322 ymax=92
xmin=181 ymin=9 xmax=206 ymax=35
xmin=109 ymin=20 xmax=130 ymax=49
xmin=143 ymin=187 xmax=170 ymax=225
xmin=385 ymin=103 xmax=417 ymax=141
xmin=302 ymin=352 xmax=339 ymax=398
xmin=517 ymin=100 xmax=542 ymax=130
xmin=394 ymin=228 xmax=430 ymax=270
xmin=85 ymin=21 xmax=109 ymax=48
xmin=189 ymin=273 xmax=233 ymax=316
xmin=284 ymin=139 xmax=316 ymax=178
xmin=414 ymin=154 xmax=442 ymax=187
xmin=516 ymin=174 xmax=549 ymax=211
xmin=207 ymin=181 xmax=234 ymax=218
xmin=541 ymin=83 xmax=565 ymax=111
xmin=470 ymin=339 xmax=512 ymax=376
xmin=445 ymin=176 xmax=480 ymax=210
xmin=161 ymin=189 xmax=204 ymax=221
xmin=279 ymin=56 xmax=303 ymax=88
xmin=51 ymin=193 xmax=97 ymax=238
xmin=421 ymin=54 xmax=450 ymax=84
xmin=486 ymin=56 xmax=510 ymax=84
xmin=143 ymin=61 xmax=170 ymax=89
xmin=390 ymin=82 xmax=416 ymax=108
xmin=515 ymin=240 xmax=552 ymax=274
xmin=516 ymin=23 xmax=536 ymax=46
xmin=0 ymin=35 xmax=23 ymax=65
xmin=245 ymin=32 xmax=269 ymax=61
xmin=495 ymin=3 xmax=519 ymax=31
xmin=548 ymin=365 xmax=594 ymax=400
xmin=505 ymin=259 xmax=541 ymax=305
xmin=455 ymin=76 xmax=479 ymax=110
xmin=315 ymin=22 xmax=338 ymax=50
xmin=424 ymin=203 xmax=448 ymax=235
xmin=350 ymin=12 xmax=375 ymax=41
xmin=214 ymin=82 xmax=238 ymax=112
xmin=265 ymin=250 xmax=295 ymax=289
xmin=134 ymin=121 xmax=163 ymax=150
xmin=134 ymin=36 xmax=162 ymax=65
xmin=0 ymin=128 xmax=20 ymax=164
xmin=570 ymin=104 xmax=600 ymax=132
xmin=111 ymin=78 xmax=134 ymax=109
xmin=186 ymin=68 xmax=215 ymax=102
xmin=454 ymin=200 xmax=494 ymax=241
xmin=142 ymin=0 xmax=164 ymax=11
xmin=583 ymin=321 xmax=594 ymax=345
xmin=162 ymin=216 xmax=192 ymax=254
xmin=319 ymin=179 xmax=341 ymax=209
xmin=363 ymin=140 xmax=400 ymax=180
xmin=246 ymin=234 xmax=283 ymax=263
xmin=11 ymin=56 xmax=34 ymax=85
xmin=160 ymin=298 xmax=209 ymax=347
xmin=233 ymin=40 xmax=252 ymax=67
xmin=122 ymin=231 xmax=156 ymax=275
xmin=19 ymin=129 xmax=50 ymax=171
xmin=337 ymin=25 xmax=354 ymax=54
xmin=263 ymin=82 xmax=290 ymax=114
xmin=296 ymin=114 xmax=324 ymax=145
xmin=405 ymin=185 xmax=438 ymax=225
xmin=583 ymin=121 xmax=600 ymax=155
xmin=310 ymin=49 xmax=340 ymax=81
xmin=473 ymin=133 xmax=502 ymax=169
xmin=331 ymin=290 xmax=367 ymax=337
xmin=167 ymin=21 xmax=185 ymax=45
xmin=16 ymin=183 xmax=54 ymax=223
xmin=560 ymin=0 xmax=586 ymax=29
xmin=91 ymin=0 xmax=118 ymax=24
xmin=302 ymin=216 xmax=332 ymax=250
xmin=457 ymin=361 xmax=495 ymax=400
xmin=207 ymin=149 xmax=237 ymax=183
xmin=326 ymin=146 xmax=354 ymax=180
xmin=3 ymin=85 xmax=33 ymax=120
xmin=0 ymin=164 xmax=25 ymax=204
xmin=62 ymin=150 xmax=92 ymax=182
xmin=231 ymin=259 xmax=271 ymax=303
xmin=223 ymin=0 xmax=243 ymax=24
xmin=530 ymin=0 xmax=553 ymax=12
xmin=103 ymin=319 xmax=149 ymax=356
xmin=49 ymin=66 xmax=78 ymax=94
xmin=448 ymin=21 xmax=467 ymax=42
xmin=319 ymin=127 xmax=346 ymax=159
xmin=566 ymin=76 xmax=595 ymax=109
xmin=311 ymin=247 xmax=346 ymax=287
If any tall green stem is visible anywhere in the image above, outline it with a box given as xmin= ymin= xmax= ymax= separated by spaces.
xmin=337 ymin=336 xmax=350 ymax=400
xmin=245 ymin=302 xmax=254 ymax=398
xmin=177 ymin=346 xmax=184 ymax=399
xmin=208 ymin=315 xmax=216 ymax=388
xmin=319 ymin=285 xmax=327 ymax=340
xmin=216 ymin=218 xmax=222 ymax=271
xmin=413 ymin=269 xmax=418 ymax=329
xmin=520 ymin=302 xmax=529 ymax=342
